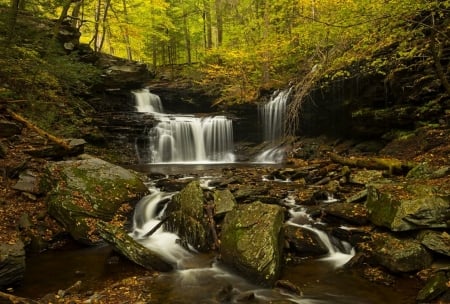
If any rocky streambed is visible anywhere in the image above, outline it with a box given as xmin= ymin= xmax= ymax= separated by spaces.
xmin=1 ymin=123 xmax=449 ymax=303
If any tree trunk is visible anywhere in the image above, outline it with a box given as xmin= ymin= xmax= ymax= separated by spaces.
xmin=7 ymin=0 xmax=20 ymax=45
xmin=183 ymin=9 xmax=192 ymax=64
xmin=97 ymin=0 xmax=111 ymax=53
xmin=122 ymin=0 xmax=133 ymax=60
xmin=203 ymin=0 xmax=212 ymax=49
xmin=52 ymin=0 xmax=74 ymax=39
xmin=215 ymin=0 xmax=223 ymax=46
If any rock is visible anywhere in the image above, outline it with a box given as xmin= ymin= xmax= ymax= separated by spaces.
xmin=366 ymin=181 xmax=450 ymax=231
xmin=43 ymin=155 xmax=148 ymax=244
xmin=24 ymin=138 xmax=86 ymax=159
xmin=213 ymin=189 xmax=236 ymax=217
xmin=220 ymin=201 xmax=284 ymax=286
xmin=164 ymin=181 xmax=212 ymax=252
xmin=0 ymin=120 xmax=22 ymax=138
xmin=96 ymin=221 xmax=173 ymax=272
xmin=370 ymin=233 xmax=433 ymax=273
xmin=417 ymin=230 xmax=450 ymax=257
xmin=350 ymin=170 xmax=384 ymax=185
xmin=284 ymin=225 xmax=329 ymax=257
xmin=323 ymin=202 xmax=369 ymax=225
xmin=0 ymin=239 xmax=25 ymax=288
xmin=416 ymin=271 xmax=449 ymax=303
xmin=96 ymin=54 xmax=152 ymax=89
xmin=12 ymin=170 xmax=42 ymax=195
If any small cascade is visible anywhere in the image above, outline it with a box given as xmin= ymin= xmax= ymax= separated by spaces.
xmin=132 ymin=88 xmax=164 ymax=113
xmin=131 ymin=190 xmax=192 ymax=267
xmin=260 ymin=88 xmax=291 ymax=142
xmin=288 ymin=208 xmax=355 ymax=268
xmin=132 ymin=89 xmax=235 ymax=164
xmin=254 ymin=88 xmax=292 ymax=163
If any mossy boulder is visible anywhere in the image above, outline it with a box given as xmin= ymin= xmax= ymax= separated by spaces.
xmin=220 ymin=201 xmax=284 ymax=286
xmin=213 ymin=189 xmax=236 ymax=217
xmin=164 ymin=180 xmax=212 ymax=252
xmin=370 ymin=233 xmax=433 ymax=273
xmin=366 ymin=180 xmax=450 ymax=231
xmin=43 ymin=155 xmax=148 ymax=245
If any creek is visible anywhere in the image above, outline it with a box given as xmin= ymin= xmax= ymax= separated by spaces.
xmin=16 ymin=89 xmax=419 ymax=303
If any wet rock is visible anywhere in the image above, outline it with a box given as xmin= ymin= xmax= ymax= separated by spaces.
xmin=284 ymin=225 xmax=329 ymax=257
xmin=0 ymin=239 xmax=25 ymax=288
xmin=417 ymin=230 xmax=450 ymax=257
xmin=220 ymin=201 xmax=284 ymax=286
xmin=97 ymin=221 xmax=173 ymax=272
xmin=323 ymin=202 xmax=369 ymax=225
xmin=416 ymin=271 xmax=449 ymax=303
xmin=371 ymin=233 xmax=433 ymax=273
xmin=213 ymin=189 xmax=236 ymax=217
xmin=274 ymin=280 xmax=302 ymax=295
xmin=332 ymin=226 xmax=371 ymax=246
xmin=165 ymin=181 xmax=212 ymax=252
xmin=366 ymin=181 xmax=450 ymax=231
xmin=0 ymin=120 xmax=22 ymax=138
xmin=232 ymin=185 xmax=269 ymax=203
xmin=43 ymin=155 xmax=148 ymax=244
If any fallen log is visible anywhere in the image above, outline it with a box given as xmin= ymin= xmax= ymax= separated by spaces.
xmin=0 ymin=291 xmax=39 ymax=304
xmin=328 ymin=152 xmax=416 ymax=175
xmin=6 ymin=109 xmax=71 ymax=150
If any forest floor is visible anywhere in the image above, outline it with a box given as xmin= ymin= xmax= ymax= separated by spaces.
xmin=0 ymin=115 xmax=449 ymax=303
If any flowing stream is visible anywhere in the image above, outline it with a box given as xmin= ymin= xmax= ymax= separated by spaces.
xmin=13 ymin=89 xmax=418 ymax=303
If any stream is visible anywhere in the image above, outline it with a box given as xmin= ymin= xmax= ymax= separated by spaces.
xmin=14 ymin=89 xmax=419 ymax=303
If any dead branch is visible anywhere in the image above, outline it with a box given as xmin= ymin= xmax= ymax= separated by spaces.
xmin=0 ymin=291 xmax=39 ymax=304
xmin=6 ymin=109 xmax=72 ymax=150
xmin=205 ymin=203 xmax=219 ymax=250
xmin=328 ymin=152 xmax=416 ymax=175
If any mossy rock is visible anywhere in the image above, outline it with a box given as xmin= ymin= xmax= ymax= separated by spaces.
xmin=43 ymin=155 xmax=148 ymax=244
xmin=220 ymin=201 xmax=284 ymax=286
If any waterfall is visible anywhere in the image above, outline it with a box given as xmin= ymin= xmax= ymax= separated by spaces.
xmin=132 ymin=89 xmax=235 ymax=164
xmin=254 ymin=88 xmax=292 ymax=163
xmin=260 ymin=88 xmax=291 ymax=142
xmin=132 ymin=88 xmax=164 ymax=113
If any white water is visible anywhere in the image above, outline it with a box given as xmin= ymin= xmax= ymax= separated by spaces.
xmin=129 ymin=185 xmax=359 ymax=303
xmin=260 ymin=88 xmax=291 ymax=142
xmin=132 ymin=89 xmax=235 ymax=163
xmin=254 ymin=88 xmax=292 ymax=163
xmin=133 ymin=88 xmax=164 ymax=113
xmin=287 ymin=208 xmax=355 ymax=268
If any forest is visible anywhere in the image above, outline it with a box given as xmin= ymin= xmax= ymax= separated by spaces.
xmin=0 ymin=1 xmax=450 ymax=303
xmin=2 ymin=0 xmax=449 ymax=107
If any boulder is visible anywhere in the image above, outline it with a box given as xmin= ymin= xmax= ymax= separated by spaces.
xmin=370 ymin=233 xmax=433 ymax=273
xmin=213 ymin=189 xmax=236 ymax=217
xmin=0 ymin=239 xmax=25 ymax=288
xmin=417 ymin=230 xmax=450 ymax=257
xmin=96 ymin=54 xmax=152 ymax=89
xmin=164 ymin=181 xmax=212 ymax=252
xmin=416 ymin=271 xmax=449 ymax=303
xmin=366 ymin=181 xmax=450 ymax=231
xmin=43 ymin=155 xmax=148 ymax=245
xmin=323 ymin=202 xmax=369 ymax=225
xmin=220 ymin=201 xmax=284 ymax=286
xmin=284 ymin=225 xmax=329 ymax=257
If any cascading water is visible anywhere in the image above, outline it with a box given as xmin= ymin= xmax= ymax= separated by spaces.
xmin=132 ymin=89 xmax=235 ymax=164
xmin=133 ymin=88 xmax=164 ymax=113
xmin=254 ymin=88 xmax=292 ymax=163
